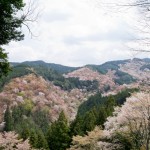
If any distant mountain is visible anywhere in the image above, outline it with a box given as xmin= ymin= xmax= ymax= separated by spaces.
xmin=1 ymin=61 xmax=96 ymax=92
xmin=1 ymin=62 xmax=66 ymax=90
xmin=143 ymin=58 xmax=150 ymax=63
xmin=0 ymin=58 xmax=149 ymax=124
xmin=65 ymin=58 xmax=150 ymax=93
xmin=86 ymin=59 xmax=130 ymax=74
xmin=11 ymin=60 xmax=79 ymax=74
xmin=4 ymin=58 xmax=149 ymax=93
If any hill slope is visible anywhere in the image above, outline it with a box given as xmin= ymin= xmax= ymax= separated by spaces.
xmin=11 ymin=60 xmax=78 ymax=74
xmin=0 ymin=58 xmax=149 ymax=123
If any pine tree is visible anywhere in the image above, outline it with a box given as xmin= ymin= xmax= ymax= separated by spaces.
xmin=37 ymin=130 xmax=49 ymax=149
xmin=97 ymin=106 xmax=107 ymax=126
xmin=29 ymin=130 xmax=38 ymax=148
xmin=47 ymin=111 xmax=71 ymax=150
xmin=83 ymin=110 xmax=96 ymax=133
xmin=21 ymin=124 xmax=30 ymax=140
xmin=70 ymin=115 xmax=84 ymax=136
xmin=4 ymin=106 xmax=13 ymax=131
xmin=105 ymin=96 xmax=116 ymax=116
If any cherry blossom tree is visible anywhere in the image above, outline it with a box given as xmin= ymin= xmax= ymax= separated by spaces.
xmin=69 ymin=126 xmax=121 ymax=150
xmin=70 ymin=92 xmax=150 ymax=150
xmin=105 ymin=92 xmax=150 ymax=150
xmin=0 ymin=131 xmax=33 ymax=150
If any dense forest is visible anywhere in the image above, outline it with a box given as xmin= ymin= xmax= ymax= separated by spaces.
xmin=2 ymin=88 xmax=138 ymax=149
xmin=0 ymin=63 xmax=98 ymax=92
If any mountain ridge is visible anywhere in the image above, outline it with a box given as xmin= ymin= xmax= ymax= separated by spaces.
xmin=10 ymin=58 xmax=150 ymax=73
xmin=0 ymin=57 xmax=149 ymax=127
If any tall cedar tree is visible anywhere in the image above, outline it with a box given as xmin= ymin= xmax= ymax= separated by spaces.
xmin=83 ymin=110 xmax=96 ymax=133
xmin=36 ymin=129 xmax=49 ymax=149
xmin=0 ymin=0 xmax=24 ymax=77
xmin=70 ymin=115 xmax=84 ymax=136
xmin=4 ymin=106 xmax=13 ymax=131
xmin=47 ymin=111 xmax=71 ymax=150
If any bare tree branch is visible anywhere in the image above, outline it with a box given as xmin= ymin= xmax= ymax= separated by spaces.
xmin=20 ymin=0 xmax=41 ymax=38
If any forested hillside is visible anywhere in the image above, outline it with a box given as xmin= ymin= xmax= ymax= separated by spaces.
xmin=1 ymin=0 xmax=150 ymax=149
xmin=0 ymin=58 xmax=149 ymax=149
xmin=11 ymin=60 xmax=78 ymax=73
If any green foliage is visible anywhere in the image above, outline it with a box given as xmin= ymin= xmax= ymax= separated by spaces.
xmin=78 ymin=88 xmax=138 ymax=116
xmin=71 ymin=88 xmax=138 ymax=136
xmin=87 ymin=60 xmax=128 ymax=74
xmin=104 ymin=96 xmax=116 ymax=116
xmin=36 ymin=130 xmax=49 ymax=149
xmin=140 ymin=64 xmax=150 ymax=70
xmin=0 ymin=48 xmax=11 ymax=78
xmin=111 ymin=133 xmax=133 ymax=150
xmin=47 ymin=111 xmax=71 ymax=150
xmin=0 ymin=62 xmax=99 ymax=92
xmin=70 ymin=115 xmax=84 ymax=136
xmin=0 ymin=0 xmax=24 ymax=45
xmin=110 ymin=122 xmax=145 ymax=150
xmin=70 ymin=95 xmax=115 ymax=135
xmin=32 ymin=109 xmax=50 ymax=134
xmin=97 ymin=106 xmax=107 ymax=126
xmin=29 ymin=129 xmax=49 ymax=149
xmin=23 ymin=99 xmax=34 ymax=115
xmin=83 ymin=110 xmax=96 ymax=133
xmin=87 ymin=60 xmax=136 ymax=85
xmin=77 ymin=92 xmax=103 ymax=116
xmin=0 ymin=63 xmax=64 ymax=90
xmin=0 ymin=64 xmax=32 ymax=90
xmin=114 ymin=88 xmax=139 ymax=104
xmin=114 ymin=70 xmax=136 ymax=85
xmin=54 ymin=78 xmax=99 ymax=91
xmin=20 ymin=60 xmax=78 ymax=74
xmin=20 ymin=124 xmax=30 ymax=140
xmin=10 ymin=103 xmax=50 ymax=149
xmin=29 ymin=129 xmax=38 ymax=148
xmin=0 ymin=0 xmax=25 ymax=77
xmin=103 ymin=84 xmax=110 ymax=92
xmin=4 ymin=106 xmax=13 ymax=131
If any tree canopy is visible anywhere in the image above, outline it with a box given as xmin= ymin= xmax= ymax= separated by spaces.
xmin=0 ymin=0 xmax=26 ymax=77
xmin=0 ymin=0 xmax=24 ymax=45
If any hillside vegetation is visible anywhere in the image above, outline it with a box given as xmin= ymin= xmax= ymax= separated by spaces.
xmin=0 ymin=58 xmax=149 ymax=149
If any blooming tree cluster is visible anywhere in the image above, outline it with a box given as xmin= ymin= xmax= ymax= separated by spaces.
xmin=0 ymin=131 xmax=32 ymax=150
xmin=104 ymin=92 xmax=150 ymax=149
xmin=70 ymin=92 xmax=150 ymax=150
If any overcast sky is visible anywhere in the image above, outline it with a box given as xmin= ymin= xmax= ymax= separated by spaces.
xmin=5 ymin=0 xmax=150 ymax=67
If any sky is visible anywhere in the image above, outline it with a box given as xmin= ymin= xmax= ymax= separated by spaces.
xmin=5 ymin=0 xmax=150 ymax=67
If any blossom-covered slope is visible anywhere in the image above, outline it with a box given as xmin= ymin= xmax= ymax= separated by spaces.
xmin=0 ymin=74 xmax=92 ymax=123
xmin=64 ymin=58 xmax=150 ymax=94
xmin=0 ymin=58 xmax=149 ymax=124
xmin=64 ymin=67 xmax=116 ymax=91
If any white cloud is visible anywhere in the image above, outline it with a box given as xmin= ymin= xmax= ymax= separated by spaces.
xmin=4 ymin=0 xmax=149 ymax=67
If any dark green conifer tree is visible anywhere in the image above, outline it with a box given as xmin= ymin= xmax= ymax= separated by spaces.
xmin=70 ymin=115 xmax=84 ymax=136
xmin=97 ymin=106 xmax=107 ymax=126
xmin=29 ymin=130 xmax=38 ymax=148
xmin=37 ymin=130 xmax=49 ymax=149
xmin=0 ymin=0 xmax=25 ymax=77
xmin=4 ymin=106 xmax=13 ymax=131
xmin=47 ymin=111 xmax=71 ymax=150
xmin=105 ymin=96 xmax=116 ymax=116
xmin=83 ymin=110 xmax=96 ymax=133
